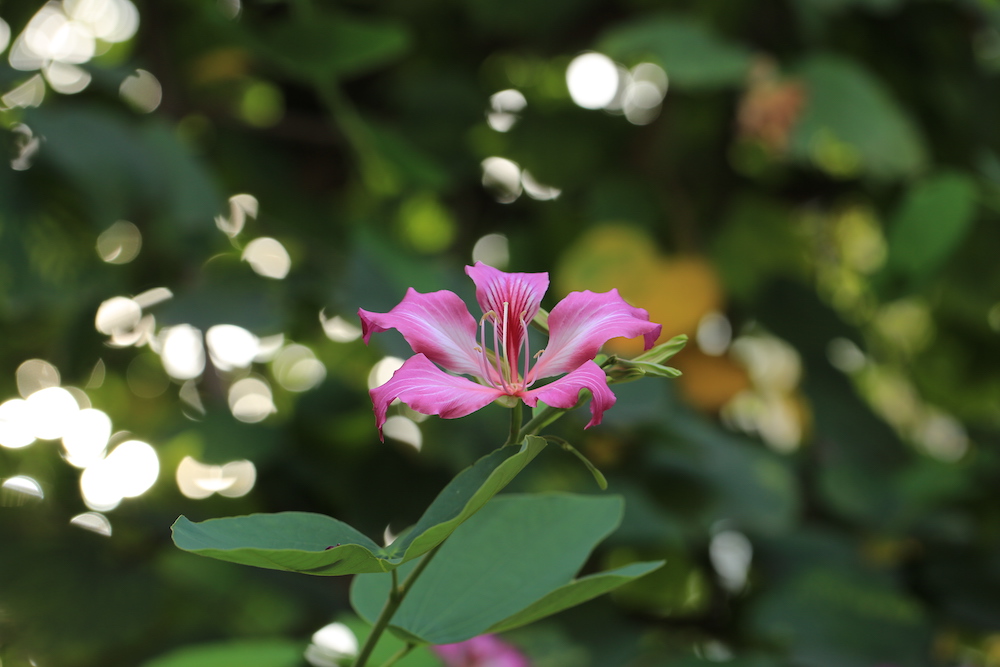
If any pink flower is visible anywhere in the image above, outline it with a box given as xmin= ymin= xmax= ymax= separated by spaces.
xmin=359 ymin=262 xmax=661 ymax=438
xmin=431 ymin=634 xmax=531 ymax=667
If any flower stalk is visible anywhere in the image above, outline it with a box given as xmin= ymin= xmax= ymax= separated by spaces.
xmin=504 ymin=401 xmax=523 ymax=447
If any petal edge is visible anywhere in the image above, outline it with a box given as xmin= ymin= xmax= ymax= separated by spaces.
xmin=523 ymin=360 xmax=616 ymax=429
xmin=359 ymin=288 xmax=482 ymax=377
xmin=370 ymin=354 xmax=504 ymax=439
xmin=530 ymin=289 xmax=661 ymax=381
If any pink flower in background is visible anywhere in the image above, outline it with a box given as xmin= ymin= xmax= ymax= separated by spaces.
xmin=359 ymin=262 xmax=661 ymax=438
xmin=432 ymin=634 xmax=530 ymax=667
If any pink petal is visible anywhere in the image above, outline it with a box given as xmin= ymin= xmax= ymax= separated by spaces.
xmin=359 ymin=288 xmax=482 ymax=377
xmin=522 ymin=360 xmax=616 ymax=429
xmin=432 ymin=635 xmax=530 ymax=667
xmin=370 ymin=354 xmax=504 ymax=439
xmin=529 ymin=289 xmax=661 ymax=381
xmin=465 ymin=263 xmax=548 ymax=376
xmin=465 ymin=262 xmax=549 ymax=323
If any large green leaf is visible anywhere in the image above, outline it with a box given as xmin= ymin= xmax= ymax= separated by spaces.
xmin=789 ymin=55 xmax=928 ymax=180
xmin=351 ymin=493 xmax=664 ymax=645
xmin=141 ymin=639 xmax=302 ymax=667
xmin=171 ymin=437 xmax=546 ymax=575
xmin=171 ymin=512 xmax=388 ymax=575
xmin=485 ymin=561 xmax=662 ymax=634
xmin=389 ymin=435 xmax=547 ymax=562
xmin=599 ymin=15 xmax=752 ymax=89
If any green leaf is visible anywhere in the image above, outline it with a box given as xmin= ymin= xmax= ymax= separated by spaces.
xmin=885 ymin=170 xmax=978 ymax=280
xmin=747 ymin=567 xmax=930 ymax=666
xmin=531 ymin=307 xmax=550 ymax=334
xmin=632 ymin=334 xmax=689 ymax=365
xmin=171 ymin=512 xmax=389 ymax=575
xmin=549 ymin=437 xmax=609 ymax=490
xmin=599 ymin=15 xmax=752 ymax=89
xmin=351 ymin=493 xmax=663 ymax=645
xmin=172 ymin=437 xmax=546 ymax=575
xmin=388 ymin=435 xmax=548 ymax=561
xmin=485 ymin=561 xmax=662 ymax=634
xmin=26 ymin=106 xmax=222 ymax=232
xmin=141 ymin=639 xmax=302 ymax=667
xmin=650 ymin=413 xmax=800 ymax=535
xmin=619 ymin=360 xmax=683 ymax=378
xmin=259 ymin=12 xmax=410 ymax=82
xmin=789 ymin=55 xmax=928 ymax=180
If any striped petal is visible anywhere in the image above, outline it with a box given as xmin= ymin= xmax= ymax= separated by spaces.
xmin=466 ymin=262 xmax=549 ymax=324
xmin=465 ymin=262 xmax=548 ymax=378
xmin=522 ymin=360 xmax=616 ymax=429
xmin=370 ymin=354 xmax=504 ymax=440
xmin=359 ymin=288 xmax=482 ymax=377
xmin=529 ymin=289 xmax=661 ymax=381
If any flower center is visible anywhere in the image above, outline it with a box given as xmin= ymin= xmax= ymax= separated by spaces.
xmin=476 ymin=301 xmax=532 ymax=394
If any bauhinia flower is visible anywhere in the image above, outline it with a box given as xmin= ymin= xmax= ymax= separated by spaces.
xmin=359 ymin=262 xmax=662 ymax=439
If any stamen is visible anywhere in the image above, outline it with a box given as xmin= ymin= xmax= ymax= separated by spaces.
xmin=521 ymin=313 xmax=533 ymax=388
xmin=491 ymin=308 xmax=508 ymax=391
xmin=478 ymin=313 xmax=499 ymax=388
xmin=501 ymin=301 xmax=511 ymax=382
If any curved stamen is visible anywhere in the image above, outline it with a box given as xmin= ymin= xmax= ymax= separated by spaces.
xmin=521 ymin=312 xmax=533 ymax=389
xmin=501 ymin=301 xmax=512 ymax=385
xmin=478 ymin=311 xmax=500 ymax=389
xmin=491 ymin=309 xmax=509 ymax=391
xmin=526 ymin=348 xmax=544 ymax=387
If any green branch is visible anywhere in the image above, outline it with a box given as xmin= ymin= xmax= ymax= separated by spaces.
xmin=503 ymin=401 xmax=523 ymax=447
xmin=352 ymin=545 xmax=442 ymax=667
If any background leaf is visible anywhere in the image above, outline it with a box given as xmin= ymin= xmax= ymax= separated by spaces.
xmin=141 ymin=640 xmax=302 ymax=667
xmin=257 ymin=12 xmax=411 ymax=82
xmin=599 ymin=15 xmax=752 ymax=89
xmin=746 ymin=567 xmax=930 ymax=667
xmin=883 ymin=170 xmax=978 ymax=285
xmin=789 ymin=55 xmax=928 ymax=180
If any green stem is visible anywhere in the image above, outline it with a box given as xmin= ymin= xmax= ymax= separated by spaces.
xmin=352 ymin=546 xmax=442 ymax=667
xmin=516 ymin=404 xmax=567 ymax=441
xmin=399 ymin=544 xmax=441 ymax=594
xmin=503 ymin=401 xmax=523 ymax=446
xmin=352 ymin=591 xmax=400 ymax=667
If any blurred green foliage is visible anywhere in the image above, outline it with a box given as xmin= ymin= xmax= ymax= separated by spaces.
xmin=2 ymin=0 xmax=1000 ymax=666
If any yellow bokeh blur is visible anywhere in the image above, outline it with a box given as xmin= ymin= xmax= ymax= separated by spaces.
xmin=555 ymin=223 xmax=724 ymax=352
